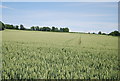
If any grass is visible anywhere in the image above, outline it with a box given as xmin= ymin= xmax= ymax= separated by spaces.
xmin=1 ymin=29 xmax=119 ymax=79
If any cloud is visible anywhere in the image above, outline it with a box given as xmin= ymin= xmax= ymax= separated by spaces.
xmin=0 ymin=5 xmax=14 ymax=10
xmin=63 ymin=2 xmax=118 ymax=8
xmin=0 ymin=5 xmax=8 ymax=8
xmin=14 ymin=10 xmax=115 ymax=20
xmin=3 ymin=12 xmax=117 ymax=33
xmin=3 ymin=10 xmax=117 ymax=27
xmin=2 ymin=3 xmax=117 ymax=33
xmin=39 ymin=20 xmax=117 ymax=28
xmin=28 ymin=20 xmax=118 ymax=33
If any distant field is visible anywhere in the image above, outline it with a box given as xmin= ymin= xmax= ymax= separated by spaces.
xmin=1 ymin=30 xmax=119 ymax=79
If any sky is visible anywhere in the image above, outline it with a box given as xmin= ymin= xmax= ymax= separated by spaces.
xmin=2 ymin=0 xmax=120 ymax=2
xmin=0 ymin=2 xmax=118 ymax=33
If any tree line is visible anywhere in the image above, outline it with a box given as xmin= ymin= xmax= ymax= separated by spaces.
xmin=0 ymin=21 xmax=120 ymax=36
xmin=89 ymin=31 xmax=120 ymax=36
xmin=31 ymin=26 xmax=69 ymax=32
xmin=0 ymin=21 xmax=69 ymax=32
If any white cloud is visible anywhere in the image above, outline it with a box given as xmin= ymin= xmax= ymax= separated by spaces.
xmin=0 ymin=5 xmax=8 ymax=8
xmin=0 ymin=5 xmax=14 ymax=10
xmin=104 ymin=4 xmax=118 ymax=8
xmin=2 ymin=3 xmax=117 ymax=33
xmin=63 ymin=2 xmax=118 ymax=8
xmin=15 ymin=10 xmax=115 ymax=20
xmin=32 ymin=20 xmax=118 ymax=33
xmin=3 ymin=10 xmax=117 ymax=27
xmin=39 ymin=20 xmax=117 ymax=28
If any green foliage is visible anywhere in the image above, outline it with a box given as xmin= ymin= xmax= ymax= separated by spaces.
xmin=42 ymin=27 xmax=51 ymax=31
xmin=2 ymin=30 xmax=119 ymax=79
xmin=20 ymin=24 xmax=25 ymax=30
xmin=35 ymin=26 xmax=39 ymax=31
xmin=63 ymin=28 xmax=69 ymax=32
xmin=14 ymin=25 xmax=19 ymax=30
xmin=60 ymin=28 xmax=69 ymax=32
xmin=0 ymin=21 xmax=5 ymax=30
xmin=98 ymin=31 xmax=101 ymax=34
xmin=102 ymin=33 xmax=106 ymax=35
xmin=1 ymin=22 xmax=119 ymax=36
xmin=92 ymin=32 xmax=95 ymax=34
xmin=31 ymin=26 xmax=35 ymax=31
xmin=4 ymin=24 xmax=19 ymax=30
xmin=30 ymin=26 xmax=69 ymax=32
xmin=109 ymin=31 xmax=120 ymax=36
xmin=5 ymin=24 xmax=14 ymax=29
xmin=52 ymin=26 xmax=55 ymax=31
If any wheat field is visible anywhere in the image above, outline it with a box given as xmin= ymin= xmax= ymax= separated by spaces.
xmin=1 ymin=29 xmax=119 ymax=79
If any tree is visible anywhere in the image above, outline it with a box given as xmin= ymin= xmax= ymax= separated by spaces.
xmin=31 ymin=26 xmax=35 ymax=31
xmin=92 ymin=32 xmax=95 ymax=34
xmin=52 ymin=26 xmax=55 ymax=31
xmin=39 ymin=27 xmax=43 ymax=31
xmin=0 ymin=21 xmax=5 ymax=30
xmin=55 ymin=27 xmax=59 ymax=32
xmin=98 ymin=31 xmax=101 ymax=34
xmin=15 ymin=25 xmax=19 ymax=30
xmin=11 ymin=25 xmax=14 ymax=29
xmin=109 ymin=31 xmax=120 ymax=36
xmin=42 ymin=27 xmax=46 ymax=31
xmin=36 ymin=26 xmax=39 ymax=31
xmin=0 ymin=22 xmax=70 ymax=33
xmin=63 ymin=28 xmax=69 ymax=32
xmin=60 ymin=28 xmax=63 ymax=32
xmin=5 ymin=24 xmax=14 ymax=29
xmin=5 ymin=24 xmax=10 ymax=29
xmin=102 ymin=33 xmax=106 ymax=35
xmin=20 ymin=24 xmax=25 ymax=30
xmin=46 ymin=27 xmax=51 ymax=31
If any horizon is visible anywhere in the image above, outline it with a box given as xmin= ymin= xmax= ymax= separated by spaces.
xmin=1 ymin=22 xmax=119 ymax=34
xmin=1 ymin=2 xmax=118 ymax=33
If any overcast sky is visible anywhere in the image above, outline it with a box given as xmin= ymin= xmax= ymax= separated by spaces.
xmin=1 ymin=2 xmax=118 ymax=33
